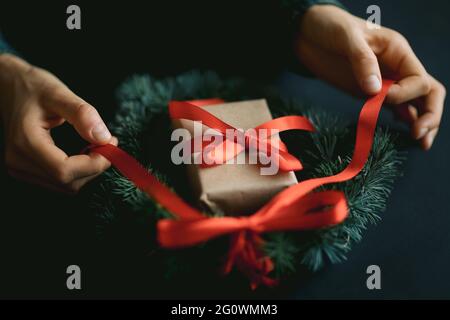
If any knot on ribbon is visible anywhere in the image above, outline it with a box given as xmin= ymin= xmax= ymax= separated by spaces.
xmin=169 ymin=100 xmax=315 ymax=171
xmin=224 ymin=231 xmax=277 ymax=290
xmin=236 ymin=216 xmax=262 ymax=233
xmin=241 ymin=130 xmax=284 ymax=159
xmin=155 ymin=189 xmax=350 ymax=288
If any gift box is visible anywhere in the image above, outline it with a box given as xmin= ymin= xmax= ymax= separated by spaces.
xmin=171 ymin=99 xmax=298 ymax=215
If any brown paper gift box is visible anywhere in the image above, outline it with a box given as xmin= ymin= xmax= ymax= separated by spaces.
xmin=171 ymin=99 xmax=298 ymax=215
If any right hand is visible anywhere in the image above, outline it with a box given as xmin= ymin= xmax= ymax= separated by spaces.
xmin=295 ymin=5 xmax=446 ymax=150
xmin=0 ymin=54 xmax=117 ymax=193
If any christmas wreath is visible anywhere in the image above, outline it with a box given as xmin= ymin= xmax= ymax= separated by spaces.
xmin=86 ymin=71 xmax=404 ymax=287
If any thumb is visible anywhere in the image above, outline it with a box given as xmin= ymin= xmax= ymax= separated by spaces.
xmin=347 ymin=35 xmax=382 ymax=95
xmin=46 ymin=86 xmax=112 ymax=144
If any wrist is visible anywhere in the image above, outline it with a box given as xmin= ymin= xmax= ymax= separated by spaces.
xmin=0 ymin=54 xmax=28 ymax=122
xmin=0 ymin=53 xmax=30 ymax=73
xmin=302 ymin=4 xmax=350 ymax=28
xmin=301 ymin=2 xmax=348 ymax=25
xmin=299 ymin=4 xmax=360 ymax=47
xmin=0 ymin=54 xmax=31 ymax=93
xmin=0 ymin=54 xmax=16 ymax=95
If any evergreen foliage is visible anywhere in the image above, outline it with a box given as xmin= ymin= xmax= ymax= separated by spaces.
xmin=87 ymin=71 xmax=404 ymax=281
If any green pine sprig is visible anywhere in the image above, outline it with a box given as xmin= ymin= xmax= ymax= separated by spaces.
xmin=86 ymin=71 xmax=405 ymax=281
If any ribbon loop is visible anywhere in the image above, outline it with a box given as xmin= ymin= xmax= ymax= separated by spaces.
xmin=169 ymin=100 xmax=315 ymax=171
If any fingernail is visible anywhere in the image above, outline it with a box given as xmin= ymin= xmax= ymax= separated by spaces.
xmin=92 ymin=124 xmax=111 ymax=143
xmin=424 ymin=135 xmax=433 ymax=150
xmin=364 ymin=75 xmax=382 ymax=94
xmin=429 ymin=130 xmax=438 ymax=146
xmin=417 ymin=128 xmax=428 ymax=139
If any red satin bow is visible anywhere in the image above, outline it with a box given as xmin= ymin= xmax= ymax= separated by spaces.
xmin=169 ymin=100 xmax=315 ymax=171
xmin=89 ymin=79 xmax=394 ymax=289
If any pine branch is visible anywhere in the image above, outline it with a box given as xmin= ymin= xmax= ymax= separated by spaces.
xmin=87 ymin=71 xmax=405 ymax=280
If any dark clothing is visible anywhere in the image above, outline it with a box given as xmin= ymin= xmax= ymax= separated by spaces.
xmin=0 ymin=1 xmax=341 ymax=119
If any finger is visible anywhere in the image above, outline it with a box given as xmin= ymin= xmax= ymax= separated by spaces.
xmin=25 ymin=125 xmax=72 ymax=181
xmin=421 ymin=128 xmax=438 ymax=151
xmin=66 ymin=136 xmax=119 ymax=180
xmin=296 ymin=39 xmax=361 ymax=95
xmin=391 ymin=103 xmax=417 ymax=125
xmin=376 ymin=32 xmax=430 ymax=104
xmin=64 ymin=149 xmax=115 ymax=192
xmin=387 ymin=75 xmax=430 ymax=105
xmin=44 ymin=115 xmax=66 ymax=129
xmin=44 ymin=85 xmax=112 ymax=144
xmin=8 ymin=145 xmax=108 ymax=193
xmin=7 ymin=136 xmax=104 ymax=186
xmin=346 ymin=33 xmax=382 ymax=95
xmin=416 ymin=79 xmax=445 ymax=126
xmin=23 ymin=116 xmax=118 ymax=185
xmin=412 ymin=112 xmax=433 ymax=140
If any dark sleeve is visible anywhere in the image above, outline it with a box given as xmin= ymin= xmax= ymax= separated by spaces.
xmin=280 ymin=0 xmax=346 ymax=76
xmin=0 ymin=32 xmax=18 ymax=55
xmin=281 ymin=0 xmax=345 ymax=23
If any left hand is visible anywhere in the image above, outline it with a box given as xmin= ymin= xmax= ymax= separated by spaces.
xmin=295 ymin=5 xmax=446 ymax=150
xmin=0 ymin=54 xmax=117 ymax=193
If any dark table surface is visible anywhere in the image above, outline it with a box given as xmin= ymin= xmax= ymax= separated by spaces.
xmin=0 ymin=0 xmax=449 ymax=299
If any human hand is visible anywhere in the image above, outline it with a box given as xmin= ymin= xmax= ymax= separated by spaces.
xmin=295 ymin=5 xmax=446 ymax=150
xmin=0 ymin=54 xmax=117 ymax=193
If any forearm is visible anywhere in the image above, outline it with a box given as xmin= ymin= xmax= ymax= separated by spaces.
xmin=0 ymin=31 xmax=21 ymax=118
xmin=281 ymin=0 xmax=346 ymax=76
xmin=0 ymin=53 xmax=17 ymax=124
xmin=0 ymin=52 xmax=29 ymax=126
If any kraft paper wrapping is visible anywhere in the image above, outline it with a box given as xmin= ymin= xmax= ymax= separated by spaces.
xmin=172 ymin=99 xmax=298 ymax=215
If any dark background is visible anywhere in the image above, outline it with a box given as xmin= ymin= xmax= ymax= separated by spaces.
xmin=0 ymin=0 xmax=449 ymax=299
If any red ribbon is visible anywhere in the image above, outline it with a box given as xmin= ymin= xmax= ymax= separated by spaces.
xmin=169 ymin=100 xmax=315 ymax=171
xmin=88 ymin=79 xmax=394 ymax=289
